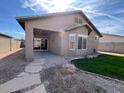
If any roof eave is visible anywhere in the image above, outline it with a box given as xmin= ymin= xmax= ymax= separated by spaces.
xmin=16 ymin=10 xmax=102 ymax=37
xmin=16 ymin=18 xmax=25 ymax=30
xmin=79 ymin=11 xmax=102 ymax=37
xmin=0 ymin=33 xmax=13 ymax=38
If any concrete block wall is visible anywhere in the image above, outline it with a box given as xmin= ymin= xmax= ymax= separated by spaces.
xmin=98 ymin=42 xmax=124 ymax=54
xmin=0 ymin=36 xmax=11 ymax=53
xmin=0 ymin=36 xmax=21 ymax=53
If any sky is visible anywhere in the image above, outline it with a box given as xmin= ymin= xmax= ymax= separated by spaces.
xmin=0 ymin=0 xmax=124 ymax=39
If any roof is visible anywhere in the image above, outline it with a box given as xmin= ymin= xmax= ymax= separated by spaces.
xmin=65 ymin=23 xmax=93 ymax=31
xmin=0 ymin=33 xmax=13 ymax=38
xmin=16 ymin=10 xmax=102 ymax=37
xmin=66 ymin=23 xmax=93 ymax=35
xmin=102 ymin=33 xmax=124 ymax=38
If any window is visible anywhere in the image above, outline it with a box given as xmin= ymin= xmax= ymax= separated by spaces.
xmin=75 ymin=17 xmax=82 ymax=24
xmin=75 ymin=18 xmax=78 ymax=23
xmin=78 ymin=35 xmax=87 ymax=50
xmin=83 ymin=38 xmax=86 ymax=49
xmin=95 ymin=35 xmax=99 ymax=40
xmin=69 ymin=34 xmax=76 ymax=50
xmin=79 ymin=19 xmax=82 ymax=24
xmin=78 ymin=36 xmax=83 ymax=49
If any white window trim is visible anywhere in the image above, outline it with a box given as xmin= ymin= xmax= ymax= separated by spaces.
xmin=77 ymin=34 xmax=87 ymax=50
xmin=69 ymin=34 xmax=76 ymax=50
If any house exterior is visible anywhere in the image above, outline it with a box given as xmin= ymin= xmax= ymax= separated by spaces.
xmin=0 ymin=33 xmax=21 ymax=53
xmin=98 ymin=33 xmax=124 ymax=53
xmin=16 ymin=10 xmax=102 ymax=61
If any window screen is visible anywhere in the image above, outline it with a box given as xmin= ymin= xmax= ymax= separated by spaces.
xmin=78 ymin=35 xmax=87 ymax=50
xmin=83 ymin=38 xmax=86 ymax=49
xmin=78 ymin=36 xmax=83 ymax=49
xmin=79 ymin=19 xmax=82 ymax=24
xmin=69 ymin=34 xmax=76 ymax=50
xmin=75 ymin=18 xmax=78 ymax=23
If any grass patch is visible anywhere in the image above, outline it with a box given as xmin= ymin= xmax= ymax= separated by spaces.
xmin=72 ymin=54 xmax=124 ymax=80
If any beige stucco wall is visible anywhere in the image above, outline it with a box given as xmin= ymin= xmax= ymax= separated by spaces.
xmin=11 ymin=39 xmax=21 ymax=51
xmin=61 ymin=27 xmax=99 ymax=56
xmin=25 ymin=23 xmax=33 ymax=61
xmin=62 ymin=26 xmax=88 ymax=56
xmin=25 ymin=13 xmax=87 ymax=33
xmin=34 ymin=31 xmax=62 ymax=55
xmin=49 ymin=32 xmax=62 ymax=55
xmin=87 ymin=31 xmax=99 ymax=54
xmin=25 ymin=12 xmax=99 ymax=60
xmin=25 ymin=13 xmax=85 ymax=60
xmin=0 ymin=36 xmax=21 ymax=54
xmin=0 ymin=36 xmax=11 ymax=53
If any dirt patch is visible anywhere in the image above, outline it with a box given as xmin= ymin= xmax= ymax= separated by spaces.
xmin=0 ymin=49 xmax=30 ymax=84
xmin=40 ymin=66 xmax=106 ymax=93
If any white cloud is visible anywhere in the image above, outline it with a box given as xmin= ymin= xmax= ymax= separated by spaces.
xmin=22 ymin=0 xmax=76 ymax=12
xmin=22 ymin=0 xmax=124 ymax=24
xmin=87 ymin=11 xmax=124 ymax=24
xmin=99 ymin=25 xmax=122 ymax=34
xmin=94 ymin=18 xmax=123 ymax=34
xmin=114 ymin=9 xmax=124 ymax=14
xmin=21 ymin=0 xmax=124 ymax=35
xmin=22 ymin=0 xmax=103 ymax=13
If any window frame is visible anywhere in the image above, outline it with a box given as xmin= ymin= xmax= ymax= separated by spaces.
xmin=82 ymin=38 xmax=87 ymax=49
xmin=77 ymin=34 xmax=87 ymax=50
xmin=75 ymin=17 xmax=82 ymax=24
xmin=95 ymin=35 xmax=99 ymax=40
xmin=69 ymin=34 xmax=76 ymax=50
xmin=75 ymin=17 xmax=78 ymax=23
xmin=79 ymin=19 xmax=82 ymax=24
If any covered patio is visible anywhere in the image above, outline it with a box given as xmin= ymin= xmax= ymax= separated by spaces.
xmin=34 ymin=51 xmax=67 ymax=68
xmin=25 ymin=28 xmax=63 ymax=61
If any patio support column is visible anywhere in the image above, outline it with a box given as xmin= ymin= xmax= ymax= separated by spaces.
xmin=25 ymin=26 xmax=33 ymax=61
xmin=60 ymin=31 xmax=65 ymax=55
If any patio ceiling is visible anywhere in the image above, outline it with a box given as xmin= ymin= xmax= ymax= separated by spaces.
xmin=33 ymin=28 xmax=58 ymax=37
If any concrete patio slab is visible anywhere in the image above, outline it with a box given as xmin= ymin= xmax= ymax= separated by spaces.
xmin=17 ymin=72 xmax=29 ymax=77
xmin=25 ymin=65 xmax=43 ymax=73
xmin=0 ymin=52 xmax=68 ymax=93
xmin=24 ymin=84 xmax=47 ymax=93
xmin=28 ymin=62 xmax=44 ymax=66
xmin=33 ymin=52 xmax=68 ymax=69
xmin=0 ymin=74 xmax=41 ymax=93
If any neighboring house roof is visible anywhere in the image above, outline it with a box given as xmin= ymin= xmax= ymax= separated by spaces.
xmin=15 ymin=39 xmax=25 ymax=41
xmin=16 ymin=10 xmax=102 ymax=37
xmin=102 ymin=33 xmax=124 ymax=38
xmin=0 ymin=33 xmax=13 ymax=38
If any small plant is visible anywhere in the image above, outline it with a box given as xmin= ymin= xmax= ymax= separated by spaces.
xmin=95 ymin=86 xmax=106 ymax=93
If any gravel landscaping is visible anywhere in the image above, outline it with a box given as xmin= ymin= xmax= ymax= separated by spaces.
xmin=39 ymin=66 xmax=106 ymax=93
xmin=0 ymin=52 xmax=124 ymax=93
xmin=0 ymin=49 xmax=30 ymax=84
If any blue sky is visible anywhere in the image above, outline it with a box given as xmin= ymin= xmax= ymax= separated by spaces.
xmin=0 ymin=0 xmax=124 ymax=39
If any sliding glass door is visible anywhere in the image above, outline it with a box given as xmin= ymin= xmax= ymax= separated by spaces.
xmin=33 ymin=38 xmax=48 ymax=51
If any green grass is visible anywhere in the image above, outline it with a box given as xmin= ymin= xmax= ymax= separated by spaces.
xmin=72 ymin=54 xmax=124 ymax=80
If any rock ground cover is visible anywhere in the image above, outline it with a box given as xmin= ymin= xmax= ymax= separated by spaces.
xmin=0 ymin=49 xmax=30 ymax=85
xmin=40 ymin=66 xmax=106 ymax=93
xmin=0 ymin=52 xmax=124 ymax=93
